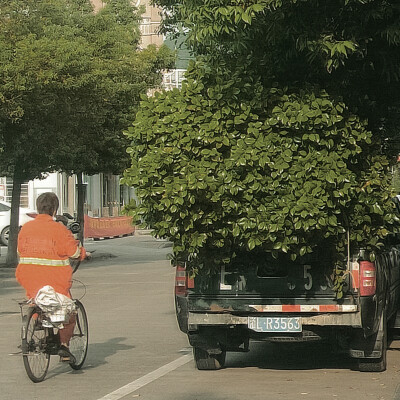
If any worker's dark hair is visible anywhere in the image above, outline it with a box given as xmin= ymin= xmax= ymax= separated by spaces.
xmin=36 ymin=192 xmax=59 ymax=216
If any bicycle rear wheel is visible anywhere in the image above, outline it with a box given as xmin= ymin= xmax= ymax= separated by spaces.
xmin=22 ymin=307 xmax=50 ymax=383
xmin=69 ymin=300 xmax=88 ymax=370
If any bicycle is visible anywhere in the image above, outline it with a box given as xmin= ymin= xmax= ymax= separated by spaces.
xmin=19 ymin=258 xmax=88 ymax=383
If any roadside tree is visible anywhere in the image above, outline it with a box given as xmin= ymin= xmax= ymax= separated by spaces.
xmin=0 ymin=0 xmax=173 ymax=265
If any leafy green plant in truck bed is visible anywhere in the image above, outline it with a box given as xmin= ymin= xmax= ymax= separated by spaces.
xmin=123 ymin=62 xmax=398 ymax=281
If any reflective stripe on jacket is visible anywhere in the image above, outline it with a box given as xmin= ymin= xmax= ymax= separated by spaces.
xmin=18 ymin=257 xmax=70 ymax=267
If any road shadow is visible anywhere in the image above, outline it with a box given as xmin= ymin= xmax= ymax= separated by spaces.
xmin=85 ymin=336 xmax=135 ymax=368
xmin=45 ymin=336 xmax=135 ymax=380
xmin=225 ymin=341 xmax=356 ymax=370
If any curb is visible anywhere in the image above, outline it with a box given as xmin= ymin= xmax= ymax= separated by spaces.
xmin=134 ymin=229 xmax=153 ymax=236
xmin=90 ymin=232 xmax=135 ymax=241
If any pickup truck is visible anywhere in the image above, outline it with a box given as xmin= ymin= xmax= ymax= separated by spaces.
xmin=175 ymin=243 xmax=400 ymax=372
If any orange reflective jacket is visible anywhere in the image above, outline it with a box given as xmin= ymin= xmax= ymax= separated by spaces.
xmin=16 ymin=214 xmax=86 ymax=299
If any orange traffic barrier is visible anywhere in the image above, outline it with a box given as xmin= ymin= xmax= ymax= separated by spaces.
xmin=84 ymin=215 xmax=135 ymax=239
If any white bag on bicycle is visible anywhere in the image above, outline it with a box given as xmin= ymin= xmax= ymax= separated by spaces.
xmin=35 ymin=285 xmax=76 ymax=325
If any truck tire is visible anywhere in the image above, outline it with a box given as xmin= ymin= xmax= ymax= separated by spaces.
xmin=358 ymin=314 xmax=387 ymax=372
xmin=193 ymin=347 xmax=226 ymax=370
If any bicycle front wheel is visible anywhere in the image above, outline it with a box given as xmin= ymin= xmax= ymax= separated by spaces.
xmin=69 ymin=300 xmax=88 ymax=370
xmin=22 ymin=307 xmax=50 ymax=383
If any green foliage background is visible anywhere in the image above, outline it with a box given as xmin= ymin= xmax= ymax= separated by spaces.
xmin=124 ymin=62 xmax=399 ymax=271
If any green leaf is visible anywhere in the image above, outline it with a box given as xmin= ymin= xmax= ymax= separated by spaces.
xmin=248 ymin=238 xmax=256 ymax=250
xmin=252 ymin=4 xmax=265 ymax=12
xmin=241 ymin=12 xmax=252 ymax=24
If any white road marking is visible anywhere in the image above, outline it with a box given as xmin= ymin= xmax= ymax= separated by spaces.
xmin=97 ymin=354 xmax=192 ymax=400
xmin=0 ymin=312 xmax=20 ymax=318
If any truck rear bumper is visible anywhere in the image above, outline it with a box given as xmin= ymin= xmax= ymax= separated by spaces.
xmin=188 ymin=311 xmax=362 ymax=330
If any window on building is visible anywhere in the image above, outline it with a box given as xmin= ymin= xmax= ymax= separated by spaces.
xmin=162 ymin=69 xmax=186 ymax=90
xmin=3 ymin=178 xmax=29 ymax=207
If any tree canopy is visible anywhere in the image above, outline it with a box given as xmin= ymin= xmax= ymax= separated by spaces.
xmin=157 ymin=0 xmax=400 ymax=153
xmin=0 ymin=0 xmax=174 ymax=179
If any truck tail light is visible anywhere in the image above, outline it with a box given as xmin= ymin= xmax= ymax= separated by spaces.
xmin=175 ymin=263 xmax=194 ymax=296
xmin=359 ymin=261 xmax=376 ymax=296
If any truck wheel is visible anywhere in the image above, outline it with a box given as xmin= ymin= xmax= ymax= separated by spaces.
xmin=358 ymin=314 xmax=387 ymax=372
xmin=193 ymin=347 xmax=226 ymax=370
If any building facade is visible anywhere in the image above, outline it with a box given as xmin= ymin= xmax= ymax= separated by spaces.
xmin=90 ymin=0 xmax=164 ymax=48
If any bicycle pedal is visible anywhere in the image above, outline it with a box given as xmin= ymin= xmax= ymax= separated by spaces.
xmin=59 ymin=356 xmax=73 ymax=363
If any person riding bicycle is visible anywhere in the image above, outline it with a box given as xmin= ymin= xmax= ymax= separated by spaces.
xmin=16 ymin=192 xmax=86 ymax=362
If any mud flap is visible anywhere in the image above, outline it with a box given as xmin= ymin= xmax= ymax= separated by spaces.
xmin=349 ymin=314 xmax=385 ymax=359
xmin=188 ymin=330 xmax=225 ymax=355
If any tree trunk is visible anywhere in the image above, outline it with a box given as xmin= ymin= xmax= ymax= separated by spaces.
xmin=76 ymin=172 xmax=85 ymax=245
xmin=6 ymin=175 xmax=22 ymax=267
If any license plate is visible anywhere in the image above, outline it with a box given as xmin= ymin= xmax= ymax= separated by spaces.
xmin=248 ymin=317 xmax=302 ymax=332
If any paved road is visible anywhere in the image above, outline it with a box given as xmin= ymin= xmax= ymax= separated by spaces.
xmin=1 ymin=235 xmax=400 ymax=400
